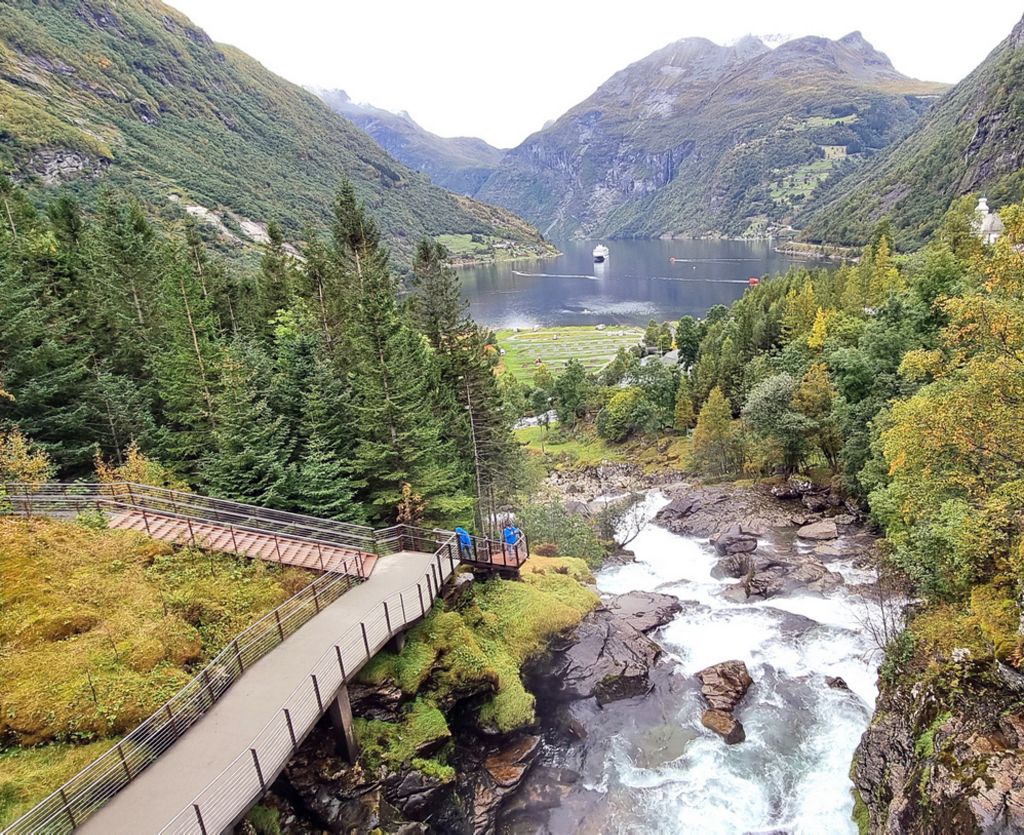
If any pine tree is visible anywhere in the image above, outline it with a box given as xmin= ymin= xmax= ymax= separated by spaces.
xmin=294 ymin=362 xmax=363 ymax=522
xmin=201 ymin=341 xmax=293 ymax=507
xmin=258 ymin=222 xmax=298 ymax=327
xmin=333 ymin=190 xmax=469 ymax=523
xmin=149 ymin=251 xmax=224 ymax=468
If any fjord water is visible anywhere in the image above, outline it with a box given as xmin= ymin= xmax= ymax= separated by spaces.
xmin=457 ymin=239 xmax=804 ymax=328
xmin=552 ymin=493 xmax=877 ymax=834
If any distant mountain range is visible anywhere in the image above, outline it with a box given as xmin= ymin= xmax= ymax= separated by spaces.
xmin=475 ymin=32 xmax=947 ymax=240
xmin=0 ymin=0 xmax=551 ymax=264
xmin=314 ymin=89 xmax=505 ymax=196
xmin=800 ymin=14 xmax=1024 ymax=249
xmin=319 ymin=33 xmax=950 ymax=243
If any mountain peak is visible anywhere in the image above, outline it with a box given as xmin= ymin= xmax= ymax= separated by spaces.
xmin=838 ymin=30 xmax=870 ymax=49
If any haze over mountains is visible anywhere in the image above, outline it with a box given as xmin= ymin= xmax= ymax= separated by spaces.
xmin=320 ymin=31 xmax=954 ymax=244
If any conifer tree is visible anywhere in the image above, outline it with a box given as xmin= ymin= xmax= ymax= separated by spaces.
xmin=201 ymin=340 xmax=293 ymax=507
xmin=674 ymin=375 xmax=696 ymax=431
xmin=692 ymin=386 xmax=742 ymax=476
xmin=150 ymin=251 xmax=224 ymax=468
xmin=294 ymin=366 xmax=363 ymax=523
xmin=258 ymin=222 xmax=298 ymax=327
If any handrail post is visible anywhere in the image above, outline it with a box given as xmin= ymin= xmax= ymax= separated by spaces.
xmin=166 ymin=704 xmax=179 ymax=737
xmin=274 ymin=535 xmax=283 ymax=563
xmin=186 ymin=516 xmax=197 ymax=547
xmin=311 ymin=674 xmax=324 ymax=713
xmin=275 ymin=610 xmax=285 ymax=641
xmin=229 ymin=524 xmax=239 ymax=553
xmin=202 ymin=668 xmax=216 ymax=706
xmin=361 ymin=622 xmax=371 ymax=661
xmin=313 ymin=582 xmax=321 ymax=613
xmin=400 ymin=592 xmax=407 ymax=625
xmin=59 ymin=788 xmax=77 ymax=828
xmin=335 ymin=644 xmax=346 ymax=680
xmin=116 ymin=742 xmax=132 ymax=781
xmin=194 ymin=804 xmax=208 ymax=835
xmin=383 ymin=600 xmax=392 ymax=635
xmin=316 ymin=541 xmax=325 ymax=571
xmin=250 ymin=748 xmax=266 ymax=792
xmin=234 ymin=638 xmax=245 ymax=672
xmin=448 ymin=541 xmax=455 ymax=572
xmin=284 ymin=707 xmax=297 ymax=748
xmin=418 ymin=582 xmax=425 ymax=616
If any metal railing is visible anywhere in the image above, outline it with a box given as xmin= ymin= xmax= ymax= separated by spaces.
xmin=1 ymin=485 xmax=526 ymax=835
xmin=160 ymin=530 xmax=460 ymax=835
xmin=1 ymin=482 xmax=377 ymax=576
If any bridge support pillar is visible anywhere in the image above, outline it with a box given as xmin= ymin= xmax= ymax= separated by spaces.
xmin=327 ymin=684 xmax=360 ymax=764
xmin=386 ymin=630 xmax=406 ymax=654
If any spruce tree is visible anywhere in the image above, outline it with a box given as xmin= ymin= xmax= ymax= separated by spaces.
xmin=201 ymin=340 xmax=293 ymax=507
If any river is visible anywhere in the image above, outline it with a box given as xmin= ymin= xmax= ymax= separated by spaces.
xmin=457 ymin=239 xmax=805 ymax=328
xmin=536 ymin=492 xmax=878 ymax=834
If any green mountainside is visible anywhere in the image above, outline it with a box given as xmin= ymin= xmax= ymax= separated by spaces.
xmin=800 ymin=14 xmax=1024 ymax=249
xmin=0 ymin=0 xmax=548 ymax=263
xmin=476 ymin=33 xmax=946 ymax=240
xmin=315 ymin=88 xmax=504 ymax=196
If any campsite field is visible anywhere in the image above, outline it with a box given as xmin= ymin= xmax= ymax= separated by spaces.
xmin=494 ymin=325 xmax=645 ymax=380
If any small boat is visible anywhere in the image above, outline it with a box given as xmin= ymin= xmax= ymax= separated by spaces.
xmin=593 ymin=244 xmax=609 ymax=263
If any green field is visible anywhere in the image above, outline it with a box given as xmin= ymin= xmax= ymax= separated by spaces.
xmin=496 ymin=326 xmax=646 ymax=380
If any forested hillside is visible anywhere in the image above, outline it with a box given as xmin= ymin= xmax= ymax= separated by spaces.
xmin=0 ymin=172 xmax=520 ymax=529
xmin=802 ymin=13 xmax=1024 ymax=249
xmin=476 ymin=33 xmax=944 ymax=240
xmin=0 ymin=0 xmax=550 ymax=264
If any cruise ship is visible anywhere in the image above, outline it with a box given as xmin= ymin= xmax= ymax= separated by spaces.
xmin=592 ymin=244 xmax=609 ymax=263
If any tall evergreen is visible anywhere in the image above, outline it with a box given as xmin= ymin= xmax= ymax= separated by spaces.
xmin=201 ymin=340 xmax=293 ymax=507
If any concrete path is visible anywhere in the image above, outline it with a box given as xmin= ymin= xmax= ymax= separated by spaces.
xmin=79 ymin=550 xmax=435 ymax=835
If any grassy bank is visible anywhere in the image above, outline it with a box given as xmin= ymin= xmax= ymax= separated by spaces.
xmin=515 ymin=424 xmax=690 ymax=474
xmin=0 ymin=517 xmax=310 ymax=827
xmin=354 ymin=556 xmax=598 ymax=778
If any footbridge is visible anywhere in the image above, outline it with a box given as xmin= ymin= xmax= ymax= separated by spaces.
xmin=1 ymin=482 xmax=528 ymax=835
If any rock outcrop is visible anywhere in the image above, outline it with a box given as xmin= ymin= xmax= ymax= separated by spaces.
xmin=546 ymin=608 xmax=661 ymax=705
xmin=604 ymin=591 xmax=682 ymax=633
xmin=854 ymin=666 xmax=1024 ymax=832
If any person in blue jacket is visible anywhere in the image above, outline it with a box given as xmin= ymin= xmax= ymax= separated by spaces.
xmin=454 ymin=526 xmax=473 ymax=559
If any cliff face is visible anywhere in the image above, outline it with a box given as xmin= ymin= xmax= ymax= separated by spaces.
xmin=802 ymin=13 xmax=1024 ymax=249
xmin=855 ymin=654 xmax=1024 ymax=832
xmin=476 ymin=33 xmax=944 ymax=240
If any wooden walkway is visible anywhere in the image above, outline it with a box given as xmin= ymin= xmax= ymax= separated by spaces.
xmin=109 ymin=510 xmax=374 ymax=576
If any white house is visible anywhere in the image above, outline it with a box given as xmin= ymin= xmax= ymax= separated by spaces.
xmin=976 ymin=197 xmax=1005 ymax=244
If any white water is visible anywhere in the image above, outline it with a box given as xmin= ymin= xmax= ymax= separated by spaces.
xmin=590 ymin=492 xmax=878 ymax=834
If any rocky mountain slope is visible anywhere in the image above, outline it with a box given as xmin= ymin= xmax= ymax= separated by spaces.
xmin=475 ymin=33 xmax=945 ymax=240
xmin=801 ymin=13 xmax=1024 ymax=249
xmin=0 ymin=0 xmax=548 ymax=263
xmin=315 ymin=88 xmax=505 ymax=195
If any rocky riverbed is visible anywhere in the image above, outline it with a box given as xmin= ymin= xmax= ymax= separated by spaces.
xmin=254 ymin=482 xmax=882 ymax=833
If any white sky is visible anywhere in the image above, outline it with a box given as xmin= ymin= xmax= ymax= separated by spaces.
xmin=169 ymin=1 xmax=1023 ymax=148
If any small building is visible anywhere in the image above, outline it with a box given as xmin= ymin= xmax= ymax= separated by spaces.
xmin=976 ymin=197 xmax=1005 ymax=244
xmin=821 ymin=145 xmax=848 ymax=160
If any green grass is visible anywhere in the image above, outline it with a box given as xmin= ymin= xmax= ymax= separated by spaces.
xmin=359 ymin=557 xmax=597 ymax=742
xmin=0 ymin=516 xmax=311 ymax=827
xmin=496 ymin=325 xmax=646 ymax=381
xmin=515 ymin=425 xmax=626 ymax=467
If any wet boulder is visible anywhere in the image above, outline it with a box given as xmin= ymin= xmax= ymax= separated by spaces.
xmin=796 ymin=519 xmax=838 ymax=541
xmin=770 ymin=478 xmax=814 ymax=500
xmin=551 ymin=610 xmax=660 ymax=705
xmin=710 ymin=524 xmax=758 ymax=556
xmin=701 ymin=708 xmax=745 ymax=744
xmin=696 ymin=660 xmax=753 ymax=712
xmin=473 ymin=735 xmax=542 ymax=832
xmin=604 ymin=591 xmax=682 ymax=633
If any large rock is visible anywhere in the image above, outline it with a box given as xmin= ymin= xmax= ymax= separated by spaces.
xmin=551 ymin=609 xmax=661 ymax=705
xmin=710 ymin=523 xmax=758 ymax=556
xmin=796 ymin=519 xmax=838 ymax=541
xmin=473 ymin=735 xmax=542 ymax=832
xmin=715 ymin=552 xmax=843 ymax=599
xmin=604 ymin=591 xmax=682 ymax=633
xmin=696 ymin=660 xmax=753 ymax=712
xmin=701 ymin=709 xmax=746 ymax=744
